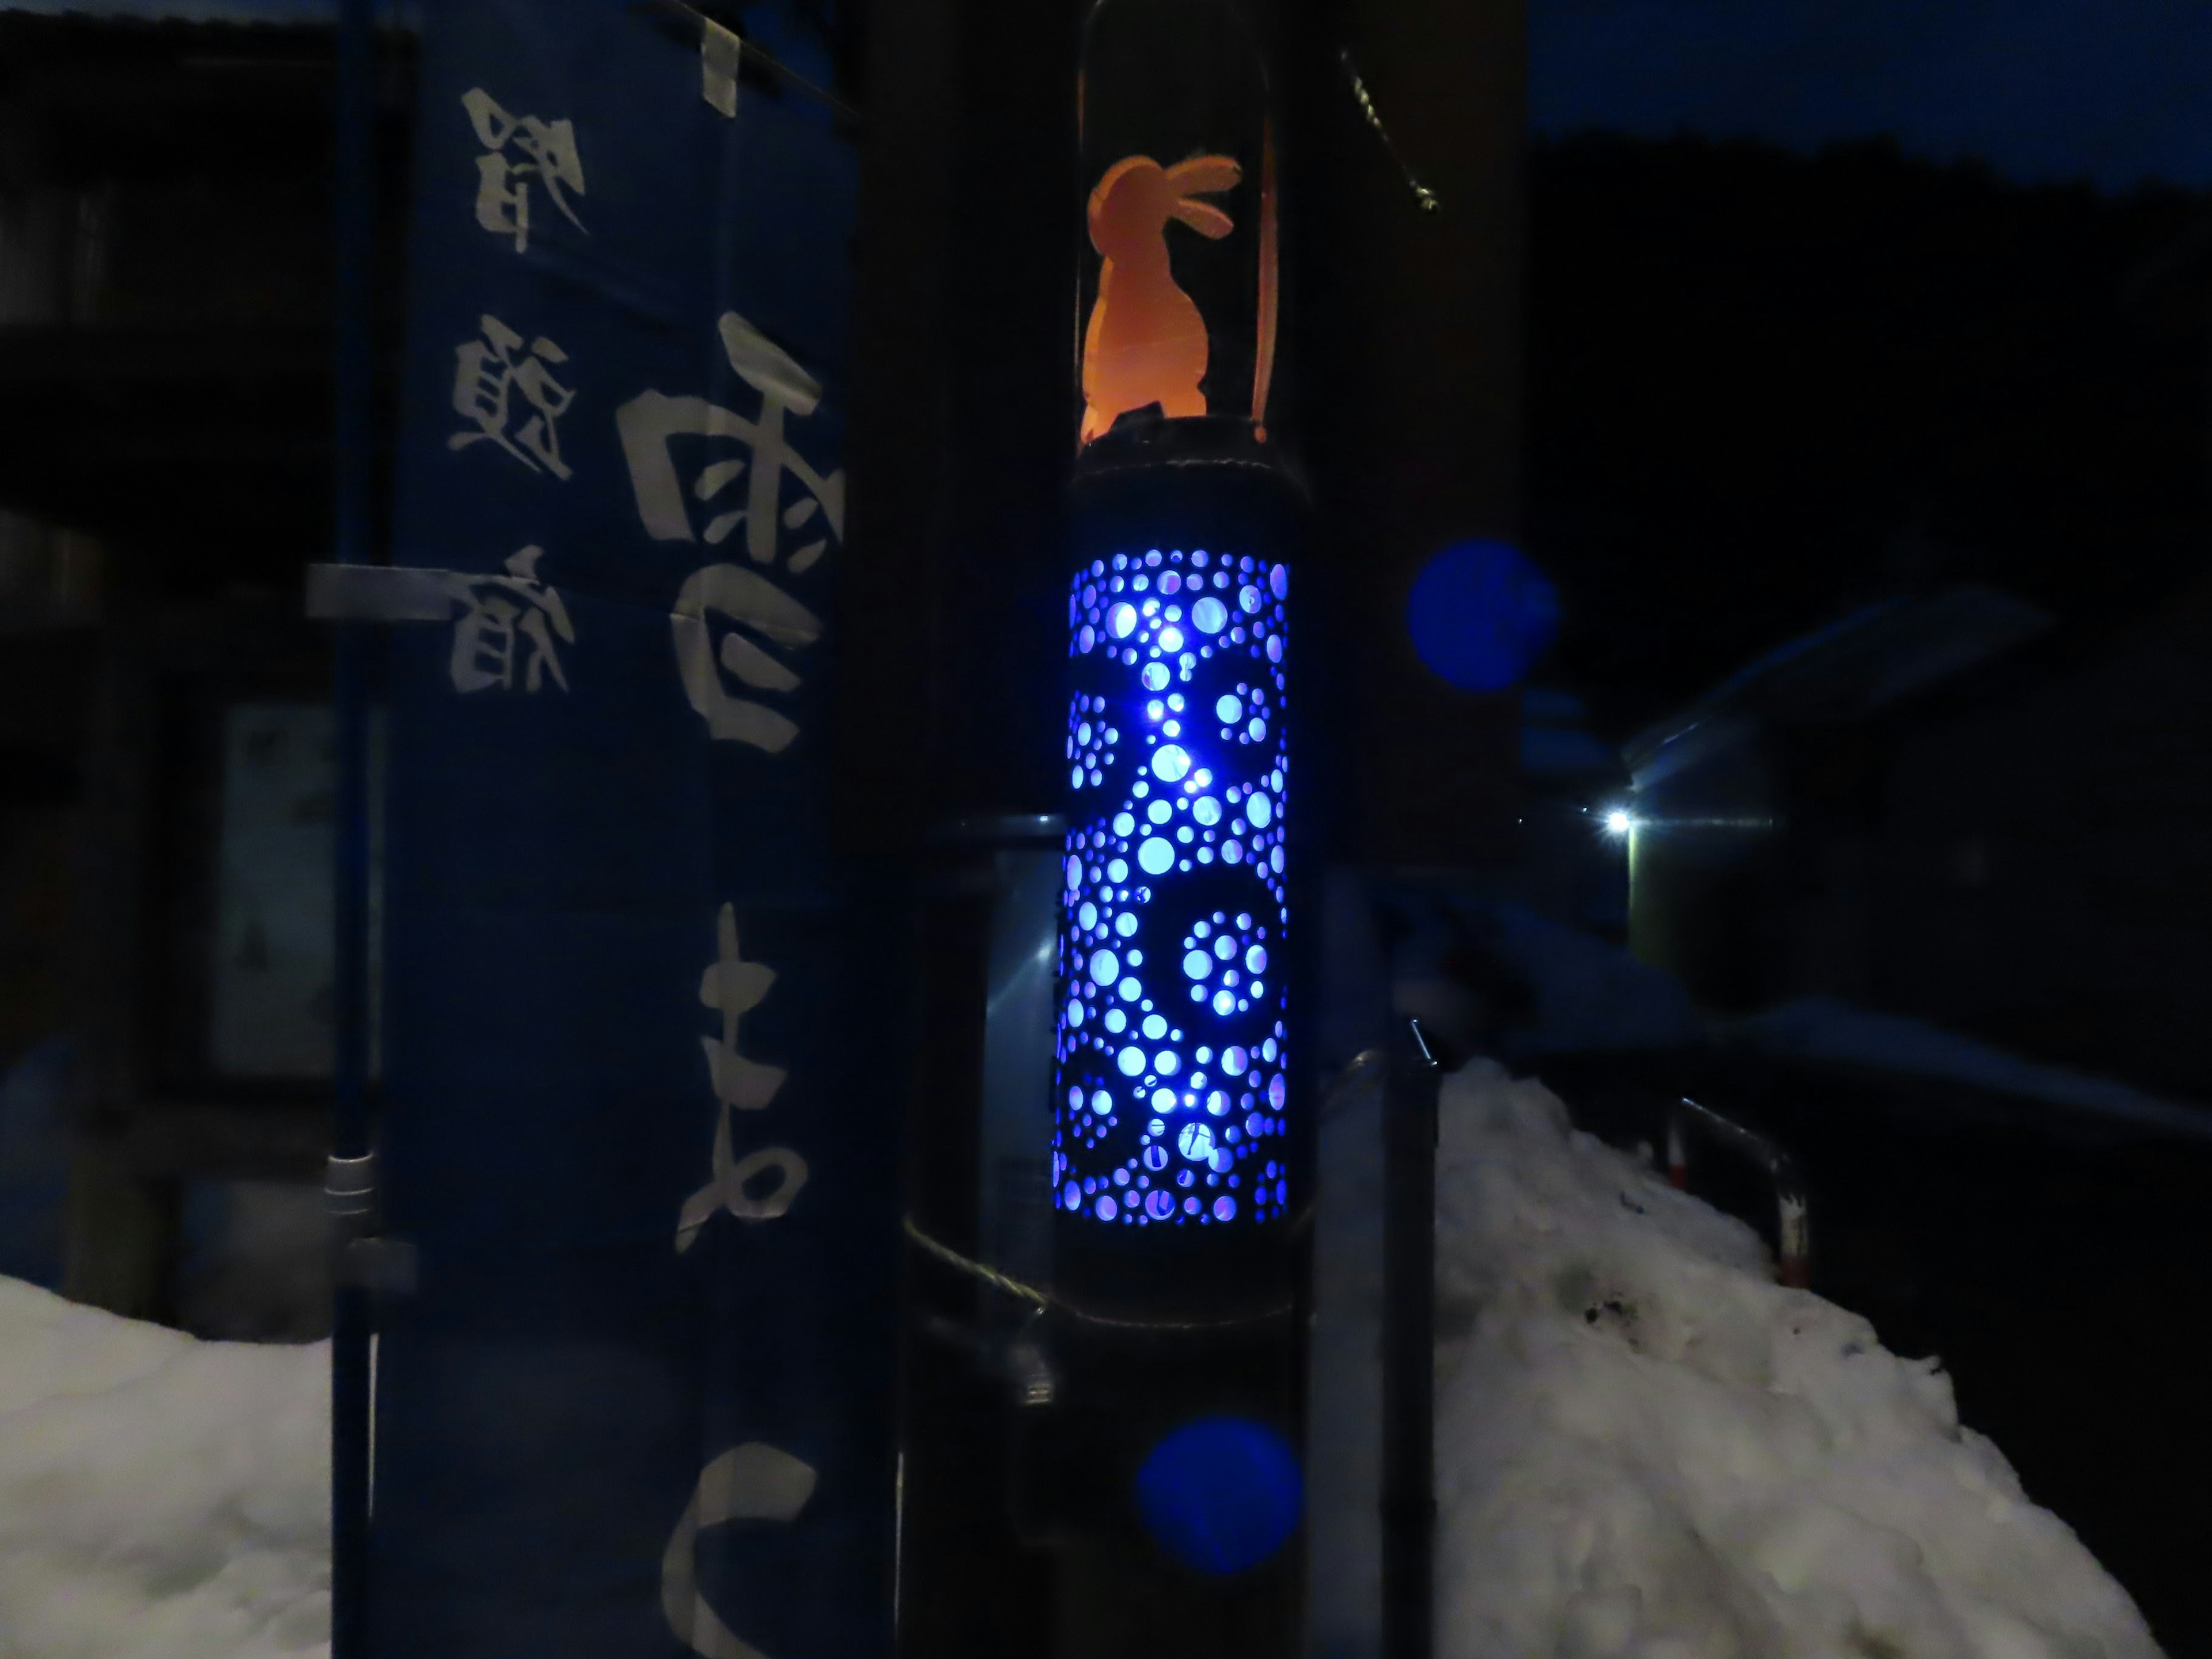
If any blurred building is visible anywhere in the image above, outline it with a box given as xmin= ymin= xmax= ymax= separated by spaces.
xmin=1626 ymin=578 xmax=2212 ymax=1103
xmin=0 ymin=7 xmax=399 ymax=1330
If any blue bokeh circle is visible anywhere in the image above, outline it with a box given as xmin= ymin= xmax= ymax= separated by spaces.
xmin=1406 ymin=538 xmax=1562 ymax=692
xmin=1134 ymin=1415 xmax=1303 ymax=1575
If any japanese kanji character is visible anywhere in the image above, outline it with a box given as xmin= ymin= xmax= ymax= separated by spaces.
xmin=462 ymin=88 xmax=586 ymax=253
xmin=450 ymin=314 xmax=575 ymax=479
xmin=447 ymin=545 xmax=574 ymax=694
xmin=676 ymin=904 xmax=805 ymax=1253
xmin=615 ymin=311 xmax=844 ymax=573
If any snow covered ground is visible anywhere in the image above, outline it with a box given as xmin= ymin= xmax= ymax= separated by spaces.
xmin=0 ymin=1058 xmax=2163 ymax=1658
xmin=1309 ymin=1060 xmax=2163 ymax=1659
xmin=0 ymin=1275 xmax=328 ymax=1659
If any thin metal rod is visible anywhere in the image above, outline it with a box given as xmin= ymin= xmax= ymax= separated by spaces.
xmin=1667 ymin=1097 xmax=1812 ymax=1288
xmin=1381 ymin=1017 xmax=1440 ymax=1659
xmin=329 ymin=1 xmax=377 ymax=1653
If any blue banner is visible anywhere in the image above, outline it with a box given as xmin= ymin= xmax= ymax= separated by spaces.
xmin=370 ymin=4 xmax=897 ymax=1655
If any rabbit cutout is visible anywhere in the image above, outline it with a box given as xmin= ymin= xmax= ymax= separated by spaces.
xmin=1081 ymin=153 xmax=1242 ymax=444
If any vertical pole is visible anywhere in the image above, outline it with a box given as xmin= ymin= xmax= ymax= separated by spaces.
xmin=329 ymin=1 xmax=377 ymax=1655
xmin=1381 ymin=1017 xmax=1438 ymax=1659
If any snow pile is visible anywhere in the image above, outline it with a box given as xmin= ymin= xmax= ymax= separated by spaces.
xmin=1310 ymin=1062 xmax=2162 ymax=1659
xmin=0 ymin=1275 xmax=329 ymax=1659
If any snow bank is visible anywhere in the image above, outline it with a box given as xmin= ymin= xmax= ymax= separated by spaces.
xmin=2 ymin=1062 xmax=2165 ymax=1659
xmin=1310 ymin=1062 xmax=2162 ymax=1659
xmin=0 ymin=1275 xmax=329 ymax=1659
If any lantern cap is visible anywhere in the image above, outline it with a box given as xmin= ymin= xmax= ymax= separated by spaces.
xmin=1071 ymin=415 xmax=1310 ymax=517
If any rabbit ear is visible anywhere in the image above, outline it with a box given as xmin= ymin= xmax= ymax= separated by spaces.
xmin=1165 ymin=154 xmax=1242 ymax=198
xmin=1169 ymin=198 xmax=1235 ymax=239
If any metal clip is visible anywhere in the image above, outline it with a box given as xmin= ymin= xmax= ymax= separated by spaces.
xmin=1006 ymin=1315 xmax=1058 ymax=1410
xmin=325 ymin=1150 xmax=379 ymax=1222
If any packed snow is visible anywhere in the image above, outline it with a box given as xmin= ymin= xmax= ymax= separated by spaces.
xmin=0 ymin=1275 xmax=328 ymax=1659
xmin=1309 ymin=1060 xmax=2162 ymax=1659
xmin=0 ymin=1060 xmax=2163 ymax=1658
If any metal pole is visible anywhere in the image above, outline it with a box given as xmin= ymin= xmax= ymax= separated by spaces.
xmin=1381 ymin=1017 xmax=1440 ymax=1659
xmin=329 ymin=1 xmax=377 ymax=1653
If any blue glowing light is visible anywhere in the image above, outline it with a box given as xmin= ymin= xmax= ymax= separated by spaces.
xmin=1054 ymin=547 xmax=1290 ymax=1226
xmin=1134 ymin=1416 xmax=1303 ymax=1575
xmin=1405 ymin=538 xmax=1561 ymax=693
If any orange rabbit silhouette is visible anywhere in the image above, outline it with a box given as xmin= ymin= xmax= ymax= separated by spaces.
xmin=1080 ymin=153 xmax=1241 ymax=444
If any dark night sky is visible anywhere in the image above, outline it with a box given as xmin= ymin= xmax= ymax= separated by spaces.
xmin=25 ymin=0 xmax=2211 ymax=193
xmin=1531 ymin=0 xmax=2212 ymax=190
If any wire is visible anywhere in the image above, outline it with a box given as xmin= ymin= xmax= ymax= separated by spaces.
xmin=1340 ymin=50 xmax=1440 ymax=214
xmin=901 ymin=1215 xmax=1296 ymax=1332
xmin=903 ymin=1215 xmax=1049 ymax=1309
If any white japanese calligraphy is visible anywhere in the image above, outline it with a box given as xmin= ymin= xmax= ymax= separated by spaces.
xmin=661 ymin=1442 xmax=816 ymax=1659
xmin=696 ymin=899 xmax=784 ymax=1111
xmin=450 ymin=314 xmax=575 ymax=479
xmin=675 ymin=904 xmax=806 ymax=1253
xmin=671 ymin=564 xmax=821 ymax=755
xmin=616 ymin=312 xmax=844 ymax=570
xmin=447 ymin=545 xmax=574 ymax=694
xmin=461 ymin=88 xmax=586 ymax=253
xmin=621 ymin=313 xmax=841 ymax=751
xmin=656 ymin=317 xmax=839 ymax=1626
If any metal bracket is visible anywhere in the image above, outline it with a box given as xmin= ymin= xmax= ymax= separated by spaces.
xmin=1005 ymin=1312 xmax=1058 ymax=1410
xmin=306 ymin=561 xmax=461 ymax=623
xmin=324 ymin=1148 xmax=416 ymax=1294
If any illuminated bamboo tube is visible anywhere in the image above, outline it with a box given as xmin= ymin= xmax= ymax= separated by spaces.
xmin=1054 ymin=0 xmax=1300 ymax=1293
xmin=1054 ymin=546 xmax=1291 ymax=1232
